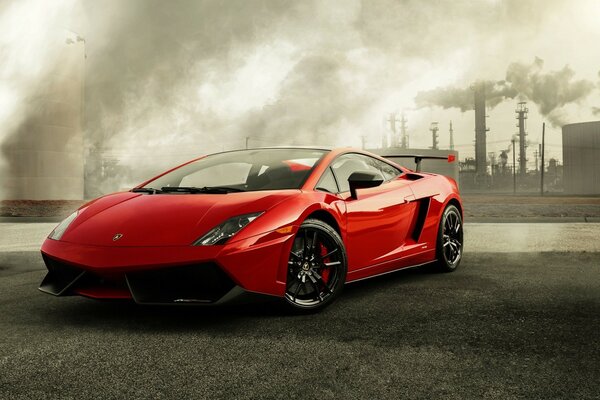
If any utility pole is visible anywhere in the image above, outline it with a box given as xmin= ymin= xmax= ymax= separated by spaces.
xmin=540 ymin=122 xmax=545 ymax=196
xmin=361 ymin=135 xmax=367 ymax=149
xmin=512 ymin=138 xmax=517 ymax=194
xmin=430 ymin=122 xmax=439 ymax=150
xmin=534 ymin=147 xmax=539 ymax=172
xmin=245 ymin=136 xmax=250 ymax=149
xmin=449 ymin=121 xmax=455 ymax=150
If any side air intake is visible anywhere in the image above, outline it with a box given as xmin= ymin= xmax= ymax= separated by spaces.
xmin=411 ymin=197 xmax=431 ymax=242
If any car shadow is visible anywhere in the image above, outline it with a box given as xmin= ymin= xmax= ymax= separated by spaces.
xmin=34 ymin=262 xmax=443 ymax=332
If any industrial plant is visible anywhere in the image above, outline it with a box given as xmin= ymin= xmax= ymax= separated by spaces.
xmin=377 ymin=81 xmax=590 ymax=194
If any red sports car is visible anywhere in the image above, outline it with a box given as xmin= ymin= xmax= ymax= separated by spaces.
xmin=40 ymin=147 xmax=463 ymax=311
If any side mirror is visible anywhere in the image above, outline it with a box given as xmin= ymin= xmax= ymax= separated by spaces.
xmin=348 ymin=171 xmax=383 ymax=199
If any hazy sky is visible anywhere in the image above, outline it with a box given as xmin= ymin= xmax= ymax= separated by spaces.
xmin=1 ymin=0 xmax=600 ymax=189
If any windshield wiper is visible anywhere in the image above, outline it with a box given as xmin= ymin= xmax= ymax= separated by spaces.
xmin=160 ymin=186 xmax=245 ymax=194
xmin=209 ymin=186 xmax=246 ymax=192
xmin=132 ymin=187 xmax=162 ymax=194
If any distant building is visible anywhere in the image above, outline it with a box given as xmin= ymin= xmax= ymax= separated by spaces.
xmin=562 ymin=121 xmax=600 ymax=195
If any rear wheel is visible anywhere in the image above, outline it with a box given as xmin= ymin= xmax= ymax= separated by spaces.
xmin=435 ymin=204 xmax=463 ymax=272
xmin=284 ymin=219 xmax=347 ymax=312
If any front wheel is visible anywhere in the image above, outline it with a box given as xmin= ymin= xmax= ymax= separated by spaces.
xmin=284 ymin=219 xmax=347 ymax=312
xmin=435 ymin=204 xmax=464 ymax=272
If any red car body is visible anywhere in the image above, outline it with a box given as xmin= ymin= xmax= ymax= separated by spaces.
xmin=39 ymin=147 xmax=462 ymax=305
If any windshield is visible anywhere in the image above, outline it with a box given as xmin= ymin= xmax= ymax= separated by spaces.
xmin=140 ymin=148 xmax=328 ymax=192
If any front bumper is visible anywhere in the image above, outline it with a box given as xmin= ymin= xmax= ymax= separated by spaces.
xmin=39 ymin=229 xmax=296 ymax=304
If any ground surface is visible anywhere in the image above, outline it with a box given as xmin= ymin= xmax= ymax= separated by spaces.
xmin=0 ymin=223 xmax=599 ymax=399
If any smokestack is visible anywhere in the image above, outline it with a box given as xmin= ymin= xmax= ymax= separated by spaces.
xmin=515 ymin=102 xmax=528 ymax=175
xmin=473 ymin=83 xmax=489 ymax=175
xmin=430 ymin=122 xmax=439 ymax=150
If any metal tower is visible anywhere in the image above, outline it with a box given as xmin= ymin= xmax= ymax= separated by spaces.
xmin=381 ymin=116 xmax=388 ymax=149
xmin=449 ymin=121 xmax=454 ymax=150
xmin=430 ymin=122 xmax=439 ymax=150
xmin=387 ymin=113 xmax=399 ymax=147
xmin=400 ymin=112 xmax=408 ymax=149
xmin=515 ymin=102 xmax=528 ymax=175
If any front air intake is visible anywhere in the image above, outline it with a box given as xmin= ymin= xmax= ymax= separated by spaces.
xmin=125 ymin=263 xmax=236 ymax=304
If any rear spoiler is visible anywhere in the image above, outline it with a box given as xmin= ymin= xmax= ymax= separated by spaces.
xmin=382 ymin=154 xmax=456 ymax=172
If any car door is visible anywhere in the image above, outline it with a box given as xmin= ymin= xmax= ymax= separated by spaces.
xmin=330 ymin=153 xmax=417 ymax=272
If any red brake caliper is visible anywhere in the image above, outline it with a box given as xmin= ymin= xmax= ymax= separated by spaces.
xmin=319 ymin=243 xmax=331 ymax=283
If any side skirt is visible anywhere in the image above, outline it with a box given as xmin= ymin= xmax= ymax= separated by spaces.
xmin=345 ymin=260 xmax=437 ymax=284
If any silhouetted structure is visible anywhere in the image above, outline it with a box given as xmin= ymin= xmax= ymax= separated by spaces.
xmin=562 ymin=121 xmax=600 ymax=194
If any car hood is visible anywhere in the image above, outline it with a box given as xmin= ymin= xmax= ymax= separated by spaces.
xmin=60 ymin=190 xmax=300 ymax=247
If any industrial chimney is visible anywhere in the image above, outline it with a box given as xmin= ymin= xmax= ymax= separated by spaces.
xmin=473 ymin=83 xmax=489 ymax=175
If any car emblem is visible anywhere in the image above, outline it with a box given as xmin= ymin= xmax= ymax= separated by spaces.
xmin=112 ymin=233 xmax=123 ymax=241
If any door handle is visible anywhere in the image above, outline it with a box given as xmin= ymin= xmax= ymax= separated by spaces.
xmin=404 ymin=194 xmax=416 ymax=203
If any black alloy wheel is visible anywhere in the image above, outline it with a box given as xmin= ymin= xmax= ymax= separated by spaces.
xmin=284 ymin=219 xmax=347 ymax=312
xmin=435 ymin=204 xmax=464 ymax=272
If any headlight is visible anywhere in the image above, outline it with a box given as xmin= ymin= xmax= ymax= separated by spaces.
xmin=193 ymin=212 xmax=263 ymax=246
xmin=48 ymin=210 xmax=79 ymax=240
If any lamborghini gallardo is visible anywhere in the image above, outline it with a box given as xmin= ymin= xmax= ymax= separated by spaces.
xmin=40 ymin=147 xmax=463 ymax=311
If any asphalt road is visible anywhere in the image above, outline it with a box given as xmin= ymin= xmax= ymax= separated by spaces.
xmin=0 ymin=224 xmax=599 ymax=399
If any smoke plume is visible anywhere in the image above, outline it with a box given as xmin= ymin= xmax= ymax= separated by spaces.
xmin=416 ymin=57 xmax=595 ymax=127
xmin=507 ymin=58 xmax=595 ymax=126
xmin=239 ymin=54 xmax=375 ymax=147
xmin=79 ymin=1 xmax=380 ymax=195
xmin=415 ymin=80 xmax=517 ymax=112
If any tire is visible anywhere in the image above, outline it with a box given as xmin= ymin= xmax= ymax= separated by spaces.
xmin=434 ymin=204 xmax=464 ymax=272
xmin=284 ymin=218 xmax=347 ymax=312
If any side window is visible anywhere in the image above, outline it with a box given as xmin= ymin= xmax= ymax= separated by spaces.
xmin=373 ymin=159 xmax=402 ymax=181
xmin=315 ymin=167 xmax=339 ymax=193
xmin=331 ymin=154 xmax=383 ymax=193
